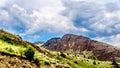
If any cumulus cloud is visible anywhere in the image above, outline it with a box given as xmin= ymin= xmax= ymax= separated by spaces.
xmin=9 ymin=4 xmax=87 ymax=35
xmin=62 ymin=0 xmax=120 ymax=36
xmin=0 ymin=0 xmax=120 ymax=47
xmin=0 ymin=0 xmax=7 ymax=7
xmin=0 ymin=10 xmax=10 ymax=23
xmin=25 ymin=6 xmax=88 ymax=35
xmin=62 ymin=0 xmax=120 ymax=47
xmin=94 ymin=34 xmax=120 ymax=47
xmin=13 ymin=0 xmax=63 ymax=10
xmin=0 ymin=0 xmax=89 ymax=42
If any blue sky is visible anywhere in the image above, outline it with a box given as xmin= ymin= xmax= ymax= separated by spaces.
xmin=0 ymin=0 xmax=120 ymax=47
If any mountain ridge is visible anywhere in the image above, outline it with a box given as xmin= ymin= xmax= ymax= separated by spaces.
xmin=0 ymin=29 xmax=119 ymax=68
xmin=44 ymin=34 xmax=120 ymax=61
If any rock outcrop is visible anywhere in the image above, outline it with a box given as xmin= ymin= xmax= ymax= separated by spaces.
xmin=44 ymin=34 xmax=120 ymax=61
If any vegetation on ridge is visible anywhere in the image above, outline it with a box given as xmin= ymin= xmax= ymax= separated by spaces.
xmin=0 ymin=29 xmax=119 ymax=68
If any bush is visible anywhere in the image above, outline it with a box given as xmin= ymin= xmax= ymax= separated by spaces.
xmin=92 ymin=56 xmax=97 ymax=65
xmin=5 ymin=47 xmax=14 ymax=53
xmin=92 ymin=56 xmax=97 ymax=60
xmin=112 ymin=57 xmax=119 ymax=68
xmin=0 ymin=35 xmax=12 ymax=43
xmin=24 ymin=46 xmax=35 ymax=60
xmin=74 ymin=60 xmax=78 ymax=64
xmin=93 ymin=60 xmax=96 ymax=65
xmin=44 ymin=61 xmax=50 ymax=65
xmin=34 ymin=58 xmax=40 ymax=66
xmin=60 ymin=52 xmax=66 ymax=58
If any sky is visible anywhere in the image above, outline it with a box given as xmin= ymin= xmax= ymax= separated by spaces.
xmin=0 ymin=0 xmax=120 ymax=47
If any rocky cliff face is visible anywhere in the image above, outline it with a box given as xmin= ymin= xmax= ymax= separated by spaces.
xmin=44 ymin=34 xmax=120 ymax=61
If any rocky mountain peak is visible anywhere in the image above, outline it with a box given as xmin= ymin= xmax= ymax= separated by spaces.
xmin=44 ymin=34 xmax=120 ymax=61
xmin=62 ymin=34 xmax=90 ymax=42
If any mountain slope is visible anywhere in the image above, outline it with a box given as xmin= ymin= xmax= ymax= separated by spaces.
xmin=0 ymin=52 xmax=38 ymax=68
xmin=0 ymin=29 xmax=119 ymax=68
xmin=0 ymin=29 xmax=73 ymax=68
xmin=44 ymin=34 xmax=120 ymax=61
xmin=0 ymin=29 xmax=30 ymax=47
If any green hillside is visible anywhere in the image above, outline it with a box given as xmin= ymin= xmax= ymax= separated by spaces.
xmin=0 ymin=29 xmax=119 ymax=68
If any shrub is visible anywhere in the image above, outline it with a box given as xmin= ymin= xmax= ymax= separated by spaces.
xmin=93 ymin=60 xmax=96 ymax=65
xmin=34 ymin=58 xmax=40 ymax=66
xmin=0 ymin=35 xmax=12 ymax=43
xmin=60 ymin=52 xmax=66 ymax=58
xmin=44 ymin=61 xmax=50 ymax=65
xmin=5 ymin=47 xmax=14 ymax=52
xmin=98 ymin=62 xmax=100 ymax=64
xmin=112 ymin=57 xmax=119 ymax=68
xmin=92 ymin=56 xmax=97 ymax=60
xmin=92 ymin=56 xmax=97 ymax=65
xmin=74 ymin=60 xmax=78 ymax=64
xmin=24 ymin=46 xmax=35 ymax=60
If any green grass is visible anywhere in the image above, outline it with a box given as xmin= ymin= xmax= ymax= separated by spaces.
xmin=0 ymin=39 xmax=26 ymax=56
xmin=0 ymin=39 xmax=117 ymax=68
xmin=56 ymin=52 xmax=115 ymax=68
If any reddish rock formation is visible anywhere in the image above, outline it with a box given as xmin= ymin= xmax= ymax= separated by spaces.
xmin=44 ymin=34 xmax=120 ymax=61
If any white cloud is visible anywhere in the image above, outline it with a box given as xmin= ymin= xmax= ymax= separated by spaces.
xmin=0 ymin=0 xmax=7 ymax=7
xmin=12 ymin=0 xmax=64 ymax=11
xmin=1 ymin=0 xmax=120 ymax=46
xmin=62 ymin=0 xmax=103 ymax=20
xmin=89 ymin=11 xmax=120 ymax=35
xmin=94 ymin=34 xmax=120 ymax=47
xmin=62 ymin=0 xmax=120 ymax=47
xmin=0 ymin=10 xmax=9 ymax=22
xmin=9 ymin=4 xmax=32 ymax=27
xmin=65 ymin=0 xmax=119 ymax=4
xmin=23 ymin=5 xmax=88 ymax=35
xmin=0 ymin=1 xmax=88 ymax=36
xmin=62 ymin=0 xmax=120 ymax=36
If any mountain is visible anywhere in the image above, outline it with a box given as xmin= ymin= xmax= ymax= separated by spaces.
xmin=0 ymin=29 xmax=119 ymax=68
xmin=44 ymin=34 xmax=120 ymax=61
xmin=0 ymin=29 xmax=69 ymax=68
